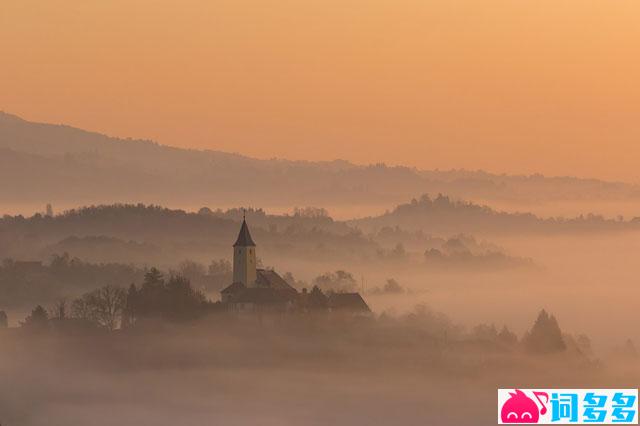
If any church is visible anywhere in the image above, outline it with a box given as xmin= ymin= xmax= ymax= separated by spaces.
xmin=220 ymin=216 xmax=370 ymax=314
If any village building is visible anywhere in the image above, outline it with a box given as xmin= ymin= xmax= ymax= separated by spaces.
xmin=220 ymin=216 xmax=370 ymax=315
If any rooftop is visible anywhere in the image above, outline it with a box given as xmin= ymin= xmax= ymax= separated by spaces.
xmin=328 ymin=293 xmax=371 ymax=312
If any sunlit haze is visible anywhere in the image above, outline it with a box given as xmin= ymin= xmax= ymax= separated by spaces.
xmin=3 ymin=0 xmax=640 ymax=181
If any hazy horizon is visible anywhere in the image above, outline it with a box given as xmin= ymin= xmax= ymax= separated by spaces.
xmin=5 ymin=110 xmax=639 ymax=186
xmin=4 ymin=0 xmax=640 ymax=182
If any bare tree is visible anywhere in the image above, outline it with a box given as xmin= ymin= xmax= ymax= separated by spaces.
xmin=71 ymin=297 xmax=92 ymax=321
xmin=49 ymin=299 xmax=68 ymax=320
xmin=71 ymin=285 xmax=126 ymax=331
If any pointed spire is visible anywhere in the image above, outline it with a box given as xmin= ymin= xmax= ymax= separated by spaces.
xmin=234 ymin=213 xmax=256 ymax=247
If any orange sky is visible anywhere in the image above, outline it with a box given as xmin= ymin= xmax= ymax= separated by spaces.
xmin=2 ymin=0 xmax=640 ymax=182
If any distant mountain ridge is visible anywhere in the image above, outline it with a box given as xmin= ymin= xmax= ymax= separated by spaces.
xmin=0 ymin=203 xmax=380 ymax=266
xmin=0 ymin=200 xmax=632 ymax=272
xmin=2 ymin=111 xmax=639 ymax=214
xmin=350 ymin=194 xmax=640 ymax=235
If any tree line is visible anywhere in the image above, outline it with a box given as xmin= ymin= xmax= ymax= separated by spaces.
xmin=18 ymin=268 xmax=217 ymax=332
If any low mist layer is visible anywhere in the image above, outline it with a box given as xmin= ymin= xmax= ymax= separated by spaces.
xmin=1 ymin=311 xmax=638 ymax=426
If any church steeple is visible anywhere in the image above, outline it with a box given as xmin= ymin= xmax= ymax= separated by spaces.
xmin=234 ymin=217 xmax=255 ymax=247
xmin=232 ymin=211 xmax=257 ymax=287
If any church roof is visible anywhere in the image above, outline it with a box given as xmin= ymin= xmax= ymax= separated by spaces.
xmin=221 ymin=270 xmax=298 ymax=303
xmin=233 ymin=219 xmax=256 ymax=247
xmin=221 ymin=282 xmax=246 ymax=294
xmin=255 ymin=269 xmax=297 ymax=295
xmin=233 ymin=287 xmax=290 ymax=304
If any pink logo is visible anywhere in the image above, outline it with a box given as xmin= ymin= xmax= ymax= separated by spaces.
xmin=501 ymin=389 xmax=549 ymax=423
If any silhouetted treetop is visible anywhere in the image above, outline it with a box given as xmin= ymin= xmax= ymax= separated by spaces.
xmin=523 ymin=309 xmax=566 ymax=354
xmin=22 ymin=305 xmax=49 ymax=331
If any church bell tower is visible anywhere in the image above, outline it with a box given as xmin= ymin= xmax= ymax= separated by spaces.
xmin=233 ymin=212 xmax=257 ymax=287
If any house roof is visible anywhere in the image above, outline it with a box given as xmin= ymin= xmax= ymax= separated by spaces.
xmin=233 ymin=219 xmax=256 ymax=247
xmin=328 ymin=293 xmax=371 ymax=312
xmin=221 ymin=282 xmax=245 ymax=294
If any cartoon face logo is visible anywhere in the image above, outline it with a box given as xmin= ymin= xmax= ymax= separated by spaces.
xmin=501 ymin=389 xmax=548 ymax=423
